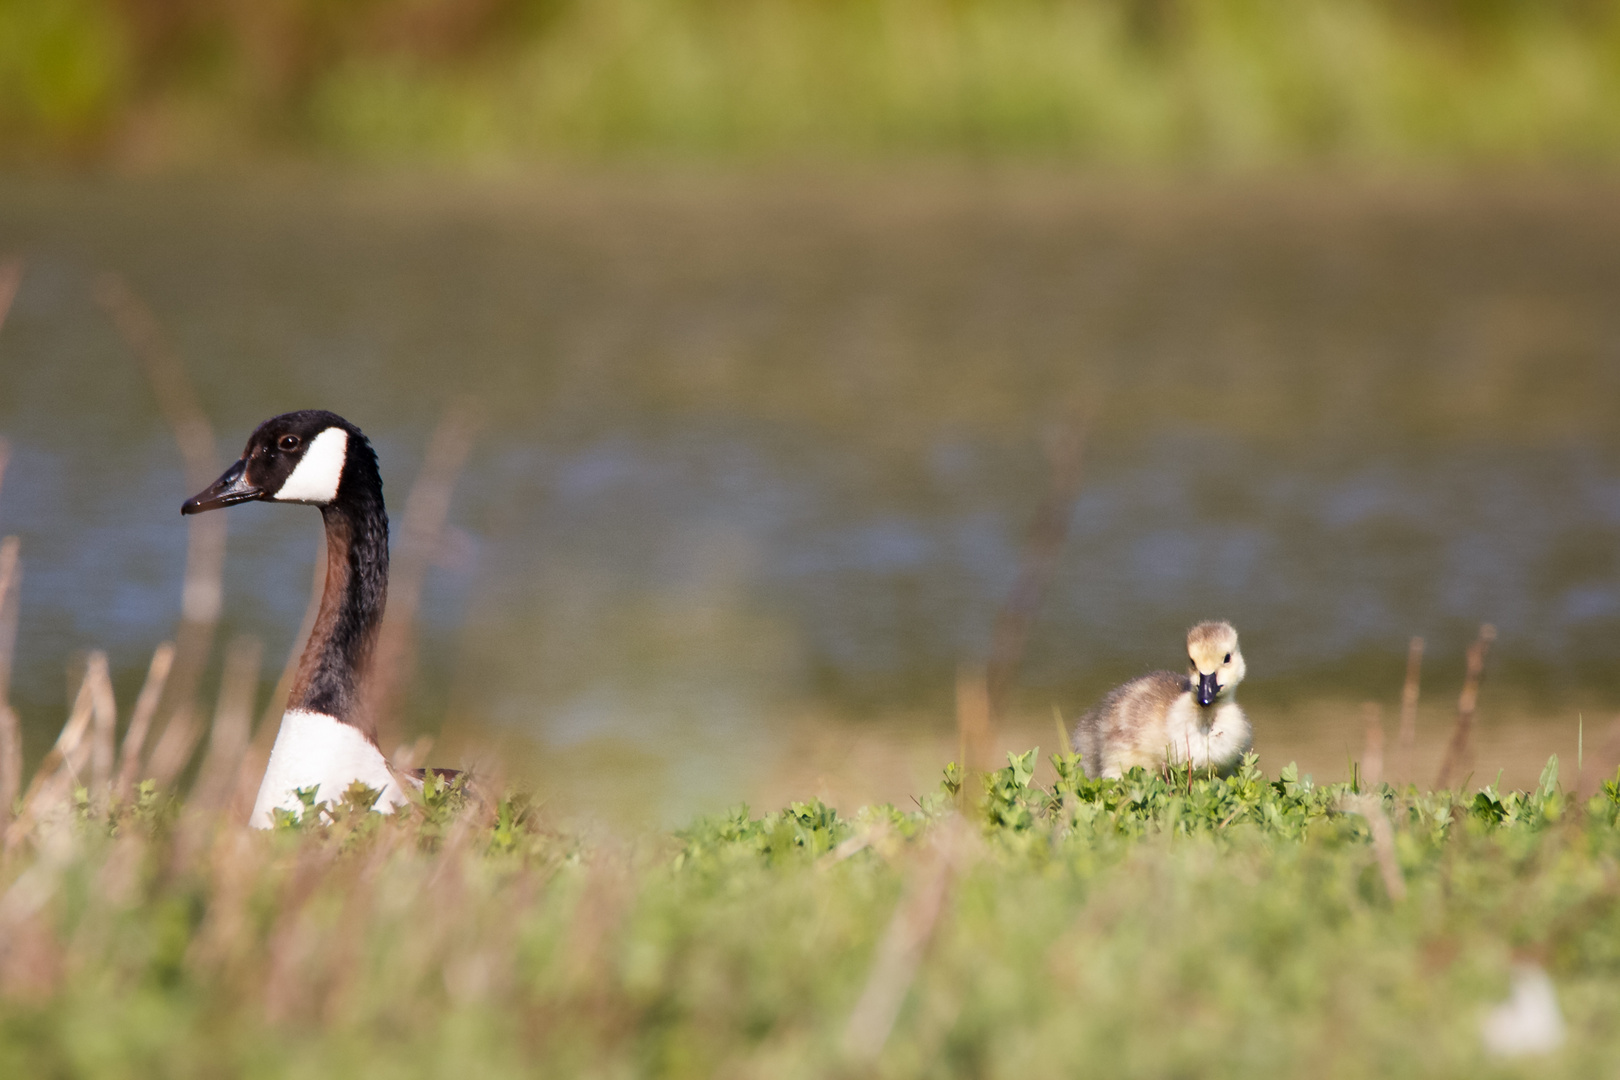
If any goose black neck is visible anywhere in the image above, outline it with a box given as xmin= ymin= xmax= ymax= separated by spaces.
xmin=288 ymin=468 xmax=389 ymax=742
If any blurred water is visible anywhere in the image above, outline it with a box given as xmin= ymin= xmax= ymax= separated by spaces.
xmin=1 ymin=176 xmax=1618 ymax=814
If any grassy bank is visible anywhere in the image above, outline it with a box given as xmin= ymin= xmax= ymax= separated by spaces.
xmin=0 ymin=746 xmax=1615 ymax=1077
xmin=5 ymin=0 xmax=1620 ymax=167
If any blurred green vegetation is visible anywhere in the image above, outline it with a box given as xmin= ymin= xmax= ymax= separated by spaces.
xmin=3 ymin=753 xmax=1620 ymax=1074
xmin=3 ymin=0 xmax=1620 ymax=166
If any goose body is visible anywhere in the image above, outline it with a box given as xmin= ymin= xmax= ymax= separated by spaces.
xmin=1072 ymin=621 xmax=1252 ymax=779
xmin=183 ymin=410 xmax=411 ymax=827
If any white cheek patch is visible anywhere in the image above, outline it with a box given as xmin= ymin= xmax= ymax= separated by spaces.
xmin=273 ymin=427 xmax=348 ymax=504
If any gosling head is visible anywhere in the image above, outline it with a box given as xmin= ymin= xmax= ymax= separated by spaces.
xmin=181 ymin=410 xmax=378 ymax=515
xmin=1186 ymin=621 xmax=1244 ymax=708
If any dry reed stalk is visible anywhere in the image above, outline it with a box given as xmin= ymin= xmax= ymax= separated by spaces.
xmin=64 ymin=831 xmax=149 ymax=981
xmin=1435 ymin=624 xmax=1496 ymax=791
xmin=392 ymin=734 xmax=434 ymax=774
xmin=1348 ymin=706 xmax=1406 ymax=903
xmin=261 ymin=843 xmax=341 ymax=1024
xmin=249 ymin=535 xmax=326 ymax=767
xmin=185 ymin=828 xmax=265 ymax=977
xmin=0 ymin=911 xmax=60 ymax=999
xmin=1360 ymin=703 xmax=1385 ymax=789
xmin=320 ymin=841 xmax=406 ymax=1024
xmin=955 ymin=666 xmax=992 ymax=787
xmin=227 ymin=745 xmax=266 ymax=825
xmin=0 ymin=537 xmax=22 ymax=822
xmin=113 ymin=642 xmax=175 ymax=798
xmin=439 ymin=871 xmax=530 ymax=1013
xmin=984 ymin=413 xmax=1088 ymax=731
xmin=0 ymin=708 xmax=17 ymax=829
xmin=28 ymin=668 xmax=96 ymax=797
xmin=0 ymin=259 xmax=21 ymax=333
xmin=841 ymin=818 xmax=970 ymax=1064
xmin=94 ymin=274 xmax=226 ymax=750
xmin=429 ymin=798 xmax=490 ymax=887
xmin=563 ymin=848 xmax=632 ymax=995
xmin=86 ymin=652 xmax=117 ymax=796
xmin=144 ymin=706 xmax=201 ymax=791
xmin=1397 ymin=636 xmax=1423 ymax=779
xmin=190 ymin=637 xmax=262 ymax=815
xmin=6 ymin=670 xmax=97 ymax=850
xmin=0 ymin=537 xmax=21 ymax=703
xmin=361 ymin=399 xmax=479 ymax=753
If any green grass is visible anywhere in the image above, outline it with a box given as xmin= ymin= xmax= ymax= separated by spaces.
xmin=5 ymin=0 xmax=1620 ymax=166
xmin=1 ymin=751 xmax=1618 ymax=1076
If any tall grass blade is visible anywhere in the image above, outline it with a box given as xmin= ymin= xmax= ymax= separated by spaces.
xmin=361 ymin=398 xmax=479 ymax=754
xmin=94 ymin=274 xmax=225 ymax=751
xmin=86 ymin=651 xmax=117 ymax=797
xmin=191 ymin=637 xmax=262 ymax=815
xmin=114 ymin=642 xmax=175 ymax=798
xmin=1436 ymin=624 xmax=1496 ymax=791
xmin=1398 ymin=635 xmax=1423 ymax=781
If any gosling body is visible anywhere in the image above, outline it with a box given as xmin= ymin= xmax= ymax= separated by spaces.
xmin=1073 ymin=621 xmax=1252 ymax=779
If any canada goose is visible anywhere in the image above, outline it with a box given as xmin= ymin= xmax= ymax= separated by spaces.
xmin=1072 ymin=621 xmax=1252 ymax=779
xmin=182 ymin=409 xmax=431 ymax=827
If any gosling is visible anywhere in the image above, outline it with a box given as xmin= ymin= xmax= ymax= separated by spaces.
xmin=1072 ymin=621 xmax=1252 ymax=779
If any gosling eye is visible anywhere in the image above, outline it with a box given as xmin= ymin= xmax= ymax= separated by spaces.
xmin=278 ymin=434 xmax=301 ymax=452
xmin=1224 ymin=652 xmax=1231 ymax=664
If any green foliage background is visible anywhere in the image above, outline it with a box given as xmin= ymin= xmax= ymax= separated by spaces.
xmin=4 ymin=0 xmax=1620 ymax=166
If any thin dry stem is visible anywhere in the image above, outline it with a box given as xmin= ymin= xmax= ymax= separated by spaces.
xmin=242 ymin=538 xmax=327 ymax=801
xmin=144 ymin=706 xmax=201 ymax=791
xmin=0 ymin=537 xmax=18 ymax=824
xmin=95 ymin=273 xmax=226 ymax=748
xmin=191 ymin=637 xmax=262 ymax=815
xmin=33 ymin=672 xmax=96 ymax=799
xmin=1435 ymin=624 xmax=1496 ymax=791
xmin=261 ymin=844 xmax=340 ymax=1024
xmin=392 ymin=735 xmax=434 ymax=773
xmin=956 ymin=666 xmax=992 ymax=783
xmin=0 ymin=537 xmax=21 ymax=705
xmin=184 ymin=828 xmax=262 ymax=976
xmin=1358 ymin=797 xmax=1407 ymax=904
xmin=0 ymin=260 xmax=21 ymax=335
xmin=1349 ymin=707 xmax=1406 ymax=903
xmin=1397 ymin=636 xmax=1423 ymax=779
xmin=1361 ymin=703 xmax=1385 ymax=789
xmin=363 ymin=399 xmax=480 ymax=754
xmin=0 ymin=707 xmax=18 ymax=828
xmin=6 ymin=671 xmax=97 ymax=850
xmin=984 ymin=412 xmax=1089 ymax=729
xmin=114 ymin=642 xmax=175 ymax=798
xmin=841 ymin=819 xmax=970 ymax=1063
xmin=87 ymin=652 xmax=117 ymax=796
xmin=256 ymin=534 xmax=325 ymax=749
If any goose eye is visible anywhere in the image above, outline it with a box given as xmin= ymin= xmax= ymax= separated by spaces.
xmin=1224 ymin=653 xmax=1231 ymax=663
xmin=278 ymin=435 xmax=301 ymax=452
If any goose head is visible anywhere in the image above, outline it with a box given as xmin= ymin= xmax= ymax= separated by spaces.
xmin=1187 ymin=621 xmax=1244 ymax=707
xmin=182 ymin=410 xmax=377 ymax=515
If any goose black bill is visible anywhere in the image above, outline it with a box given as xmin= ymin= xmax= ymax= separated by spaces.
xmin=1196 ymin=671 xmax=1220 ymax=707
xmin=181 ymin=460 xmax=263 ymax=515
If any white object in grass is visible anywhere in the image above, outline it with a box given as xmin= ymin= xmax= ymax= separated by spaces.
xmin=1480 ymin=965 xmax=1564 ymax=1058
